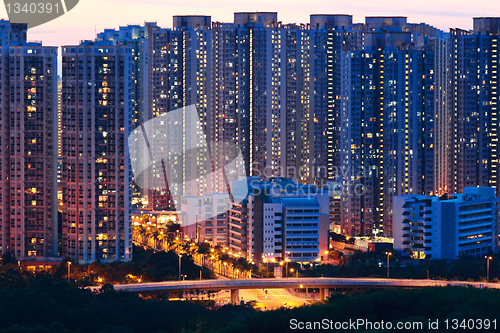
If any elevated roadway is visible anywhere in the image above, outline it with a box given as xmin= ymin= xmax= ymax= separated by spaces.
xmin=88 ymin=277 xmax=500 ymax=304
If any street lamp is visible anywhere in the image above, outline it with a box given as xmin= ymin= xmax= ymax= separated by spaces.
xmin=285 ymin=259 xmax=290 ymax=278
xmin=485 ymin=256 xmax=493 ymax=283
xmin=385 ymin=252 xmax=392 ymax=279
xmin=182 ymin=274 xmax=187 ymax=281
xmin=285 ymin=251 xmax=290 ymax=278
xmin=178 ymin=254 xmax=182 ymax=281
xmin=67 ymin=262 xmax=71 ymax=284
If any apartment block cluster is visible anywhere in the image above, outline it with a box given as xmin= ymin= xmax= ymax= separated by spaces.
xmin=0 ymin=19 xmax=132 ymax=264
xmin=0 ymin=13 xmax=498 ymax=264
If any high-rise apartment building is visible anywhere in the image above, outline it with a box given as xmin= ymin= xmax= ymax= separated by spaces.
xmin=0 ymin=20 xmax=27 ymax=46
xmin=443 ymin=18 xmax=499 ymax=196
xmin=211 ymin=13 xmax=306 ymax=187
xmin=166 ymin=16 xmax=212 ymax=204
xmin=0 ymin=21 xmax=58 ymax=260
xmin=340 ymin=17 xmax=447 ymax=236
xmin=304 ymin=15 xmax=359 ymax=186
xmin=96 ymin=23 xmax=172 ymax=210
xmin=97 ymin=23 xmax=156 ymax=128
xmin=61 ymin=42 xmax=133 ymax=263
xmin=97 ymin=19 xmax=213 ymax=211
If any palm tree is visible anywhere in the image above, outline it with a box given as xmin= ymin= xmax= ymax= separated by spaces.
xmin=165 ymin=233 xmax=175 ymax=251
xmin=151 ymin=229 xmax=160 ymax=249
xmin=156 ymin=231 xmax=167 ymax=251
xmin=137 ymin=225 xmax=147 ymax=246
xmin=173 ymin=236 xmax=182 ymax=250
xmin=145 ymin=227 xmax=154 ymax=248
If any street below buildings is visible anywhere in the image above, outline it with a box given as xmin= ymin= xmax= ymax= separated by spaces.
xmin=215 ymin=287 xmax=310 ymax=310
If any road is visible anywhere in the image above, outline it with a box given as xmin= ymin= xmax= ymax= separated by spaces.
xmin=210 ymin=274 xmax=309 ymax=309
xmin=240 ymin=288 xmax=310 ymax=310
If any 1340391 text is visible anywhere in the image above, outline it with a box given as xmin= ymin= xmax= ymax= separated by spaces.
xmin=6 ymin=2 xmax=60 ymax=14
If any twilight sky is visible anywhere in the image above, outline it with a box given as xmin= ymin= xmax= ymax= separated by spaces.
xmin=1 ymin=0 xmax=498 ymax=46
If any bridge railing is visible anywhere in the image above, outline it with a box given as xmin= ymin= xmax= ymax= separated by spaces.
xmin=88 ymin=277 xmax=500 ymax=294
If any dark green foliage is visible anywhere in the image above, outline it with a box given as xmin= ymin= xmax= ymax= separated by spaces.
xmin=300 ymin=252 xmax=500 ymax=282
xmin=0 ymin=269 xmax=498 ymax=333
xmin=329 ymin=232 xmax=347 ymax=243
xmin=0 ymin=271 xmax=254 ymax=333
xmin=2 ymin=246 xmax=499 ymax=332
xmin=46 ymin=246 xmax=216 ymax=286
xmin=208 ymin=287 xmax=500 ymax=333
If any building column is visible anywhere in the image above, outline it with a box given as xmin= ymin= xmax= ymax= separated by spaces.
xmin=319 ymin=288 xmax=328 ymax=301
xmin=230 ymin=289 xmax=239 ymax=305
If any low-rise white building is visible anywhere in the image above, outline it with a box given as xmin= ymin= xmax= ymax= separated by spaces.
xmin=394 ymin=187 xmax=499 ymax=260
xmin=229 ymin=177 xmax=330 ymax=264
xmin=180 ymin=193 xmax=230 ymax=246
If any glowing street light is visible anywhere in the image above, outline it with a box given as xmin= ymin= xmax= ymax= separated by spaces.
xmin=178 ymin=254 xmax=183 ymax=280
xmin=67 ymin=262 xmax=71 ymax=284
xmin=285 ymin=251 xmax=291 ymax=277
xmin=385 ymin=252 xmax=392 ymax=279
xmin=485 ymin=256 xmax=493 ymax=283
